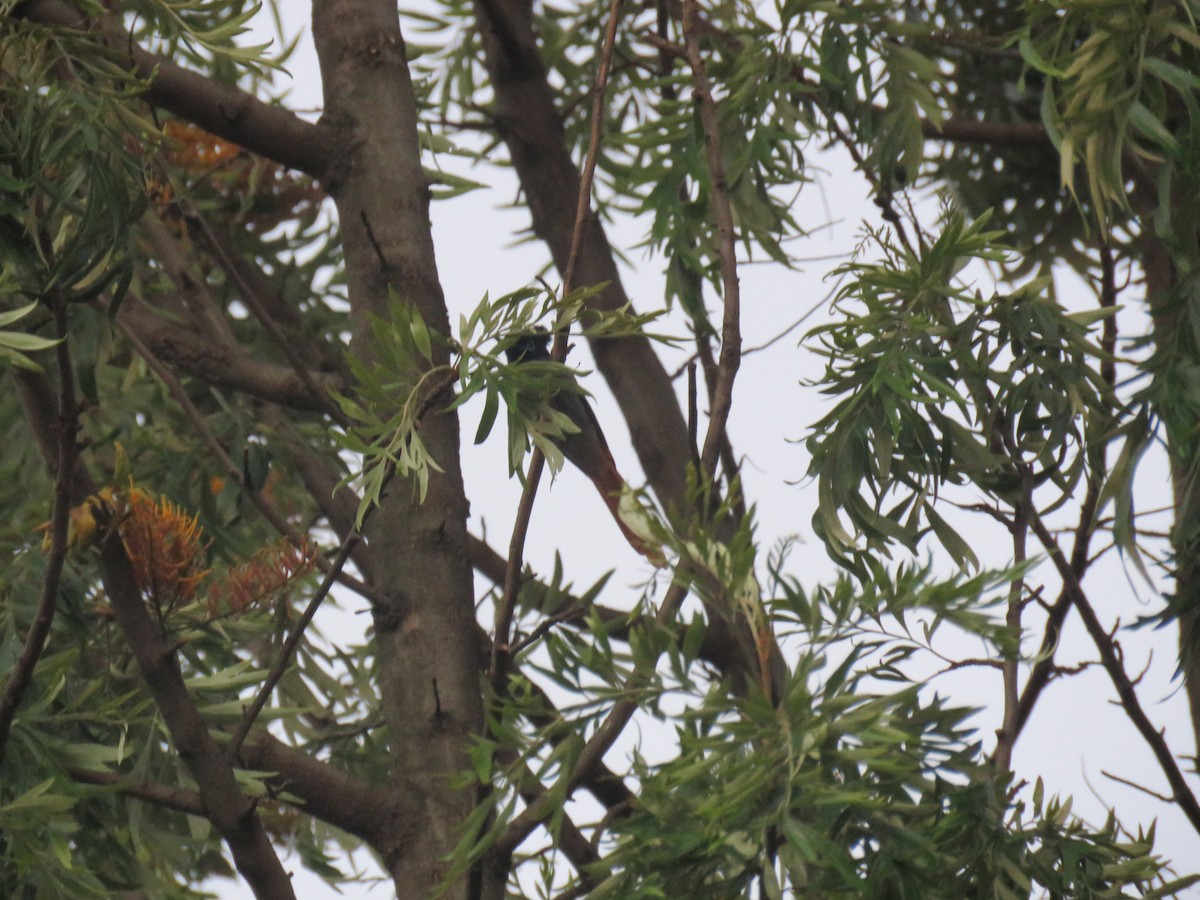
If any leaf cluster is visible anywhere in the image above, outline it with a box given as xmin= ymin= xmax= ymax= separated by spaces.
xmin=336 ymin=284 xmax=665 ymax=522
xmin=591 ymin=560 xmax=1180 ymax=898
xmin=126 ymin=0 xmax=286 ymax=76
xmin=454 ymin=540 xmax=1181 ymax=899
xmin=805 ymin=212 xmax=1118 ymax=573
xmin=0 ymin=22 xmax=154 ymax=310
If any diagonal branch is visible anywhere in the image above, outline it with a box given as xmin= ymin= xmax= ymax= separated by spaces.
xmin=14 ymin=0 xmax=340 ymax=181
xmin=0 ymin=298 xmax=78 ymax=763
xmin=114 ymin=297 xmax=346 ymax=412
xmin=469 ymin=533 xmax=765 ymax=681
xmin=1013 ymin=248 xmax=1120 ymax=739
xmin=993 ymin=488 xmax=1029 ymax=771
xmin=473 ymin=0 xmax=692 ymax=510
xmin=489 ymin=0 xmax=627 ymax=701
xmin=139 ymin=212 xmax=240 ymax=346
xmin=96 ymin=534 xmax=297 ymax=897
xmin=240 ymin=728 xmax=401 ymax=845
xmin=492 ymin=579 xmax=691 ymax=862
xmin=187 ymin=209 xmax=351 ymax=427
xmin=679 ymin=0 xmax=786 ymax=705
xmin=680 ymin=0 xmax=740 ymax=479
xmin=268 ymin=416 xmax=375 ymax=581
xmin=16 ymin=366 xmax=294 ymax=894
xmin=1028 ymin=510 xmax=1200 ymax=835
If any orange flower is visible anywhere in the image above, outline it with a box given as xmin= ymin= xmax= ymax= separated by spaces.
xmin=207 ymin=539 xmax=316 ymax=616
xmin=163 ymin=121 xmax=242 ymax=171
xmin=119 ymin=489 xmax=210 ymax=613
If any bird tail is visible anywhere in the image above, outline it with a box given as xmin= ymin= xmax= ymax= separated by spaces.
xmin=591 ymin=467 xmax=667 ymax=568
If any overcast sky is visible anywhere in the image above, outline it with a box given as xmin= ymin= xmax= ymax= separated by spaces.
xmin=211 ymin=8 xmax=1199 ymax=897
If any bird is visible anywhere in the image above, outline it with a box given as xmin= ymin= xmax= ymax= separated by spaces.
xmin=505 ymin=331 xmax=666 ymax=567
xmin=506 ymin=332 xmax=788 ymax=703
xmin=37 ymin=487 xmax=119 ymax=552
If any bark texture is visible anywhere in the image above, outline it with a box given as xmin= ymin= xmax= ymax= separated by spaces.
xmin=312 ymin=3 xmax=483 ymax=893
xmin=1141 ymin=233 xmax=1200 ymax=755
xmin=473 ymin=0 xmax=692 ymax=513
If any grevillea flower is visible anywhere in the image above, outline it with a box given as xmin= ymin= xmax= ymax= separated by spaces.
xmin=119 ymin=488 xmax=210 ymax=614
xmin=207 ymin=538 xmax=316 ymax=616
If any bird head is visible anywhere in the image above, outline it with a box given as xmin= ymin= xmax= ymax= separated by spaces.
xmin=504 ymin=328 xmax=552 ymax=364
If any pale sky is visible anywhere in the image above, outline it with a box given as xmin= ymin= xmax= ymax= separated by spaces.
xmin=207 ymin=7 xmax=1199 ymax=897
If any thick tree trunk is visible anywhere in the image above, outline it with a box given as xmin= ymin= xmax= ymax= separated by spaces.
xmin=473 ymin=0 xmax=693 ymax=513
xmin=1140 ymin=234 xmax=1200 ymax=756
xmin=312 ymin=3 xmax=483 ymax=895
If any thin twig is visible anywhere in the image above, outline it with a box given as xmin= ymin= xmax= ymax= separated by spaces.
xmin=682 ymin=0 xmax=741 ymax=478
xmin=1013 ymin=242 xmax=1121 ymax=739
xmin=188 ymin=209 xmax=351 ymax=428
xmin=492 ymin=579 xmax=690 ymax=861
xmin=687 ymin=361 xmax=699 ymax=468
xmin=491 ymin=457 xmax=548 ymax=691
xmin=694 ymin=333 xmax=746 ymax=520
xmin=994 ymin=485 xmax=1028 ymax=770
xmin=507 ymin=603 xmax=592 ymax=658
xmin=0 ymin=296 xmax=77 ymax=762
xmin=1028 ymin=510 xmax=1200 ymax=835
xmin=489 ymin=0 xmax=626 ymax=697
xmin=508 ymin=757 xmax=601 ymax=879
xmin=229 ymin=531 xmax=360 ymax=757
xmin=563 ymin=0 xmax=624 ymax=294
xmin=934 ymin=657 xmax=1005 ymax=674
xmin=1100 ymin=769 xmax=1176 ymax=804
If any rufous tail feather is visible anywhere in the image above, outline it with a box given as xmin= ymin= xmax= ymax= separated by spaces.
xmin=591 ymin=466 xmax=666 ymax=567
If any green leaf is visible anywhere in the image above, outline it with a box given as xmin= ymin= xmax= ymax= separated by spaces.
xmin=925 ymin=505 xmax=979 ymax=572
xmin=1018 ymin=37 xmax=1068 ymax=78
xmin=475 ymin=383 xmax=499 ymax=445
xmin=410 ymin=308 xmax=433 ymax=362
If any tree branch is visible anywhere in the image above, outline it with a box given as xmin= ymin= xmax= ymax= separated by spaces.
xmin=67 ymin=767 xmax=206 ymax=817
xmin=0 ymin=297 xmax=78 ymax=763
xmin=492 ymin=579 xmax=690 ymax=862
xmin=1028 ymin=511 xmax=1200 ymax=835
xmin=489 ymin=0 xmax=625 ymax=717
xmin=98 ymin=528 xmax=295 ymax=897
xmin=473 ymin=0 xmax=692 ymax=511
xmin=682 ymin=0 xmax=740 ymax=478
xmin=14 ymin=321 xmax=296 ymax=896
xmin=187 ymin=209 xmax=351 ymax=427
xmin=139 ymin=212 xmax=240 ymax=347
xmin=993 ymin=489 xmax=1029 ymax=771
xmin=114 ymin=297 xmax=345 ymax=412
xmin=312 ymin=3 xmax=483 ymax=894
xmin=1012 ymin=246 xmax=1119 ymax=740
xmin=469 ymin=532 xmax=765 ymax=681
xmin=240 ymin=728 xmax=401 ymax=845
xmin=14 ymin=0 xmax=340 ymax=181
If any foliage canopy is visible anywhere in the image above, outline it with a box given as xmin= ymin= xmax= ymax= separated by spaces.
xmin=1 ymin=0 xmax=1199 ymax=897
